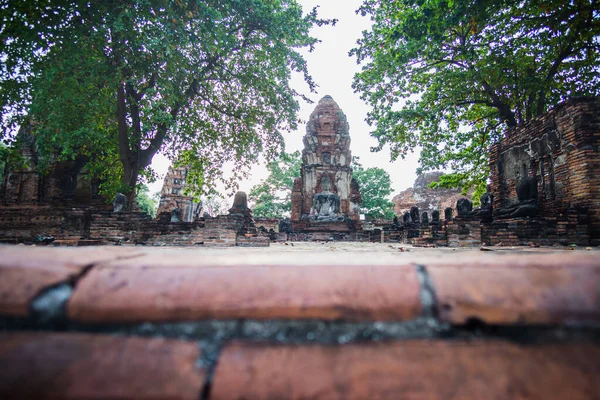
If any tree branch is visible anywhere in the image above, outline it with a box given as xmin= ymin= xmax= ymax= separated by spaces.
xmin=125 ymin=82 xmax=142 ymax=143
xmin=138 ymin=55 xmax=219 ymax=168
xmin=536 ymin=41 xmax=575 ymax=114
xmin=480 ymin=79 xmax=517 ymax=126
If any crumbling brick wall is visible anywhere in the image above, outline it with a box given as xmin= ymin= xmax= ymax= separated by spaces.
xmin=489 ymin=97 xmax=600 ymax=244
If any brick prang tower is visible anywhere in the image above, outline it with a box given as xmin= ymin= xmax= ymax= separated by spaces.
xmin=291 ymin=95 xmax=361 ymax=231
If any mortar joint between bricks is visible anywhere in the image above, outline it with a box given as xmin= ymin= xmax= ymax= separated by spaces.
xmin=197 ymin=339 xmax=224 ymax=400
xmin=414 ymin=264 xmax=440 ymax=321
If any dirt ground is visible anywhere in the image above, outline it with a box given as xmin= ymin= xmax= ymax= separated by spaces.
xmin=108 ymin=241 xmax=600 ymax=267
xmin=163 ymin=241 xmax=599 ymax=254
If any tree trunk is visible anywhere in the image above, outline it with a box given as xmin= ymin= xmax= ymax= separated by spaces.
xmin=480 ymin=80 xmax=517 ymax=127
xmin=121 ymin=157 xmax=139 ymax=211
xmin=117 ymin=82 xmax=139 ymax=211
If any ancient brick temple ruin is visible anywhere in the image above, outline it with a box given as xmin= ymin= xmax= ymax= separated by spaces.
xmin=485 ymin=97 xmax=600 ymax=246
xmin=156 ymin=166 xmax=200 ymax=222
xmin=405 ymin=97 xmax=600 ymax=247
xmin=392 ymin=172 xmax=463 ymax=216
xmin=0 ymin=97 xmax=598 ymax=247
xmin=0 ymin=125 xmax=108 ymax=244
xmin=290 ymin=95 xmax=362 ymax=234
xmin=1 ymin=125 xmax=103 ymax=207
xmin=0 ymin=126 xmax=267 ymax=246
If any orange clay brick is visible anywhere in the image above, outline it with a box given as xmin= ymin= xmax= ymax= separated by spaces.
xmin=0 ymin=246 xmax=144 ymax=316
xmin=68 ymin=260 xmax=421 ymax=323
xmin=427 ymin=260 xmax=600 ymax=325
xmin=0 ymin=332 xmax=205 ymax=400
xmin=212 ymin=340 xmax=600 ymax=400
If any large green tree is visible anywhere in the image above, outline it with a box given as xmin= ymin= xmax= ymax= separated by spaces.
xmin=351 ymin=0 xmax=599 ymax=195
xmin=248 ymin=150 xmax=301 ymax=218
xmin=1 ymin=0 xmax=334 ymax=206
xmin=352 ymin=158 xmax=394 ymax=220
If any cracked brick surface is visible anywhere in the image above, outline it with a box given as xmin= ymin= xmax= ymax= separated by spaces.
xmin=421 ymin=252 xmax=600 ymax=325
xmin=0 ymin=246 xmax=144 ymax=316
xmin=0 ymin=332 xmax=205 ymax=400
xmin=68 ymin=261 xmax=421 ymax=323
xmin=0 ymin=245 xmax=599 ymax=399
xmin=212 ymin=340 xmax=600 ymax=400
xmin=429 ymin=263 xmax=600 ymax=325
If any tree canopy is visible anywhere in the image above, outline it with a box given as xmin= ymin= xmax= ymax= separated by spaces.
xmin=351 ymin=0 xmax=599 ymax=196
xmin=248 ymin=150 xmax=301 ymax=218
xmin=352 ymin=158 xmax=394 ymax=220
xmin=1 ymin=0 xmax=334 ymax=206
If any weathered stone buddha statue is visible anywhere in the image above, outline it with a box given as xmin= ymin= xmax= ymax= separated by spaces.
xmin=170 ymin=207 xmax=182 ymax=223
xmin=410 ymin=206 xmax=420 ymax=224
xmin=112 ymin=193 xmax=127 ymax=213
xmin=421 ymin=212 xmax=429 ymax=225
xmin=228 ymin=191 xmax=251 ymax=215
xmin=444 ymin=207 xmax=453 ymax=220
xmin=311 ymin=176 xmax=343 ymax=221
xmin=494 ymin=176 xmax=538 ymax=218
xmin=228 ymin=191 xmax=259 ymax=235
xmin=472 ymin=190 xmax=493 ymax=221
xmin=431 ymin=210 xmax=441 ymax=224
xmin=456 ymin=198 xmax=473 ymax=216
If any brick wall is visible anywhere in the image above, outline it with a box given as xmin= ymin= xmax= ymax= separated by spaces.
xmin=489 ymin=97 xmax=600 ymax=244
xmin=1 ymin=245 xmax=598 ymax=398
xmin=446 ymin=217 xmax=481 ymax=248
xmin=254 ymin=218 xmax=279 ymax=233
xmin=203 ymin=215 xmax=240 ymax=247
xmin=0 ymin=205 xmax=278 ymax=247
xmin=482 ymin=211 xmax=589 ymax=247
xmin=413 ymin=222 xmax=447 ymax=247
xmin=0 ymin=206 xmax=93 ymax=243
xmin=89 ymin=212 xmax=205 ymax=246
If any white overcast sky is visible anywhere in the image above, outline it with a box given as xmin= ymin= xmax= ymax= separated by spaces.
xmin=148 ymin=0 xmax=421 ymax=198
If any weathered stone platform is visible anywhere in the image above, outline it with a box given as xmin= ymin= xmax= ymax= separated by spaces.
xmin=0 ymin=243 xmax=598 ymax=399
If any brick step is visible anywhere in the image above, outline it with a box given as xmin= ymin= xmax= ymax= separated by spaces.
xmin=0 ymin=245 xmax=599 ymax=398
xmin=1 ymin=245 xmax=597 ymax=326
xmin=213 ymin=340 xmax=599 ymax=399
xmin=0 ymin=333 xmax=204 ymax=399
xmin=50 ymin=239 xmax=105 ymax=247
xmin=0 ymin=332 xmax=598 ymax=399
